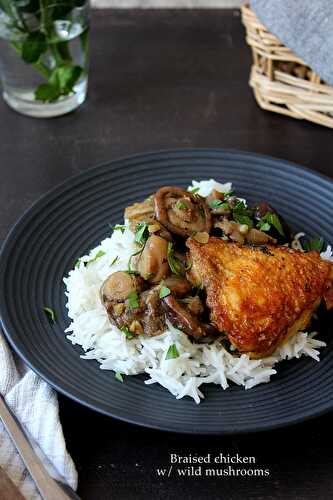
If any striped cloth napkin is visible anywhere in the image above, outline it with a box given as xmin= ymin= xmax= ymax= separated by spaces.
xmin=0 ymin=332 xmax=77 ymax=500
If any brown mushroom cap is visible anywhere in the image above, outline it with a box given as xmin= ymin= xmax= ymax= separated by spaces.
xmin=100 ymin=271 xmax=142 ymax=304
xmin=153 ymin=186 xmax=211 ymax=237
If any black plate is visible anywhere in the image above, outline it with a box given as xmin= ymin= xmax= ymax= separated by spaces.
xmin=1 ymin=149 xmax=333 ymax=434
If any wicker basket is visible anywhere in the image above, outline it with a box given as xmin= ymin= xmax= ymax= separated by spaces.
xmin=241 ymin=3 xmax=333 ymax=129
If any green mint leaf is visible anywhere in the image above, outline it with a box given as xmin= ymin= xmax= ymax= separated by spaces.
xmin=50 ymin=64 xmax=83 ymax=95
xmin=134 ymin=221 xmax=149 ymax=246
xmin=121 ymin=327 xmax=134 ymax=340
xmin=110 ymin=256 xmax=119 ymax=266
xmin=159 ymin=286 xmax=171 ymax=299
xmin=35 ymin=83 xmax=60 ymax=102
xmin=303 ymin=237 xmax=324 ymax=252
xmin=86 ymin=250 xmax=105 ymax=266
xmin=43 ymin=307 xmax=56 ymax=324
xmin=166 ymin=343 xmax=180 ymax=360
xmin=127 ymin=290 xmax=139 ymax=309
xmin=22 ymin=31 xmax=46 ymax=63
xmin=115 ymin=372 xmax=123 ymax=382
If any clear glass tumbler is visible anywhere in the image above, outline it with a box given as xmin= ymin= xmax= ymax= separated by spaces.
xmin=0 ymin=1 xmax=89 ymax=118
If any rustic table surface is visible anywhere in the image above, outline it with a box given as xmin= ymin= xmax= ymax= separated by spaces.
xmin=1 ymin=9 xmax=332 ymax=500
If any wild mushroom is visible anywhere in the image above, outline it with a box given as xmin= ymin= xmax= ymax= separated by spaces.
xmin=162 ymin=276 xmax=192 ymax=297
xmin=154 ymin=186 xmax=211 ymax=237
xmin=162 ymin=295 xmax=207 ymax=337
xmin=100 ymin=271 xmax=143 ymax=304
xmin=137 ymin=234 xmax=170 ymax=283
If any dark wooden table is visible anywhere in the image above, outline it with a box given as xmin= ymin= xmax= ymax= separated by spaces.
xmin=1 ymin=9 xmax=332 ymax=500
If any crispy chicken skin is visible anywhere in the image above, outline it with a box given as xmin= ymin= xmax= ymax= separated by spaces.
xmin=187 ymin=237 xmax=333 ymax=357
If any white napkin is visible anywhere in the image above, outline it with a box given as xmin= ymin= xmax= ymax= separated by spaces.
xmin=0 ymin=332 xmax=78 ymax=500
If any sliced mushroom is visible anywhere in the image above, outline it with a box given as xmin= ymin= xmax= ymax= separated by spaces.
xmin=214 ymin=218 xmax=248 ymax=244
xmin=162 ymin=276 xmax=192 ymax=297
xmin=137 ymin=234 xmax=170 ymax=283
xmin=162 ymin=295 xmax=207 ymax=338
xmin=154 ymin=186 xmax=211 ymax=237
xmin=125 ymin=197 xmax=155 ymax=230
xmin=181 ymin=295 xmax=204 ymax=315
xmin=140 ymin=286 xmax=166 ymax=336
xmin=245 ymin=228 xmax=277 ymax=245
xmin=100 ymin=271 xmax=143 ymax=303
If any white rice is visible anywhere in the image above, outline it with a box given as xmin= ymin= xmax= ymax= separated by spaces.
xmin=64 ymin=179 xmax=329 ymax=403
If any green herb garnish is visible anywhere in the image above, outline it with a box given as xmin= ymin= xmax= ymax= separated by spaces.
xmin=121 ymin=327 xmax=134 ymax=340
xmin=167 ymin=242 xmax=184 ymax=276
xmin=110 ymin=256 xmax=119 ymax=266
xmin=189 ymin=187 xmax=200 ymax=194
xmin=113 ymin=225 xmax=126 ymax=233
xmin=256 ymin=221 xmax=271 ymax=232
xmin=198 ymin=205 xmax=206 ymax=219
xmin=208 ymin=199 xmax=229 ymax=210
xmin=134 ymin=221 xmax=149 ymax=246
xmin=166 ymin=344 xmax=180 ymax=360
xmin=257 ymin=212 xmax=284 ymax=236
xmin=159 ymin=286 xmax=171 ymax=299
xmin=127 ymin=248 xmax=143 ymax=275
xmin=75 ymin=259 xmax=81 ymax=269
xmin=86 ymin=250 xmax=106 ymax=266
xmin=115 ymin=372 xmax=123 ymax=382
xmin=224 ymin=190 xmax=234 ymax=199
xmin=128 ymin=290 xmax=139 ymax=309
xmin=303 ymin=237 xmax=324 ymax=252
xmin=232 ymin=200 xmax=253 ymax=228
xmin=175 ymin=200 xmax=188 ymax=210
xmin=43 ymin=307 xmax=56 ymax=324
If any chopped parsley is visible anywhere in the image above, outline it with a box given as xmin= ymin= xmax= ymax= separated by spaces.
xmin=86 ymin=250 xmax=106 ymax=266
xmin=232 ymin=200 xmax=254 ymax=228
xmin=208 ymin=199 xmax=229 ymax=210
xmin=165 ymin=343 xmax=180 ymax=360
xmin=256 ymin=221 xmax=270 ymax=232
xmin=127 ymin=248 xmax=143 ymax=275
xmin=121 ymin=327 xmax=134 ymax=340
xmin=112 ymin=224 xmax=126 ymax=233
xmin=43 ymin=307 xmax=56 ymax=324
xmin=175 ymin=200 xmax=188 ymax=210
xmin=198 ymin=205 xmax=206 ymax=219
xmin=257 ymin=212 xmax=284 ymax=236
xmin=134 ymin=221 xmax=149 ymax=246
xmin=167 ymin=242 xmax=184 ymax=276
xmin=303 ymin=237 xmax=324 ymax=252
xmin=110 ymin=256 xmax=119 ymax=266
xmin=128 ymin=290 xmax=139 ymax=309
xmin=115 ymin=372 xmax=123 ymax=382
xmin=159 ymin=286 xmax=171 ymax=299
